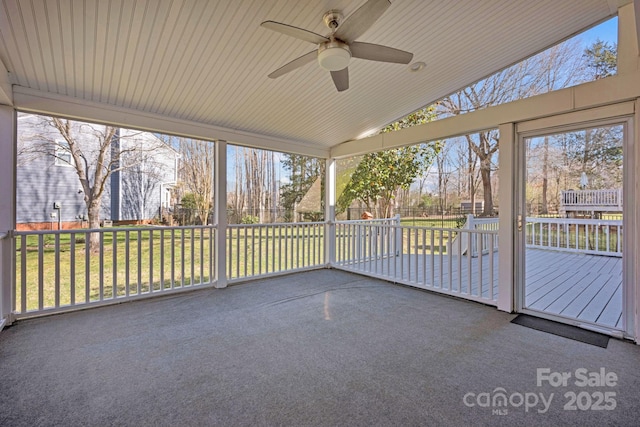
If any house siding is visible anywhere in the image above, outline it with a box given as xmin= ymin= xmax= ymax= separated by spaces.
xmin=16 ymin=114 xmax=179 ymax=229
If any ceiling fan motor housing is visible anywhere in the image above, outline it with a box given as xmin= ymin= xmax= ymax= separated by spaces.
xmin=318 ymin=40 xmax=351 ymax=71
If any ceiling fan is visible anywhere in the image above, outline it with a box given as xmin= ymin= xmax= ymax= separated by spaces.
xmin=261 ymin=0 xmax=413 ymax=92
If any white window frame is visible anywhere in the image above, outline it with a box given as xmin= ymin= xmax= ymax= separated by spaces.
xmin=54 ymin=140 xmax=75 ymax=167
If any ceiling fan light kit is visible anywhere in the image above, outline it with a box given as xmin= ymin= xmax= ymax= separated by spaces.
xmin=261 ymin=0 xmax=413 ymax=92
xmin=318 ymin=41 xmax=351 ymax=71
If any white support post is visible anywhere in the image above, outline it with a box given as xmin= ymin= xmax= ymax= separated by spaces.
xmin=618 ymin=2 xmax=640 ymax=75
xmin=497 ymin=123 xmax=516 ymax=313
xmin=325 ymin=158 xmax=336 ymax=267
xmin=632 ymin=101 xmax=640 ymax=343
xmin=635 ymin=0 xmax=640 ymax=59
xmin=214 ymin=140 xmax=227 ymax=288
xmin=0 ymin=105 xmax=15 ymax=329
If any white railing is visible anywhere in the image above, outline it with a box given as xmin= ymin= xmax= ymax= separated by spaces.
xmin=334 ymin=221 xmax=498 ymax=305
xmin=227 ymin=222 xmax=325 ymax=281
xmin=526 ymin=217 xmax=622 ymax=257
xmin=334 ymin=215 xmax=401 ymax=265
xmin=13 ymin=225 xmax=217 ymax=318
xmin=13 ymin=221 xmax=330 ymax=318
xmin=560 ymin=189 xmax=622 ymax=211
xmin=448 ymin=214 xmax=499 ymax=257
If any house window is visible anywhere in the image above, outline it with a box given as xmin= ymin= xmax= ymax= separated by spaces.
xmin=54 ymin=141 xmax=75 ymax=167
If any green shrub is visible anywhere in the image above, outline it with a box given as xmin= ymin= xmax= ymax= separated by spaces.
xmin=241 ymin=215 xmax=260 ymax=224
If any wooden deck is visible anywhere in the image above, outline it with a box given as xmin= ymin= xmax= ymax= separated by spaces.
xmin=339 ymin=248 xmax=623 ymax=330
xmin=525 ymin=248 xmax=623 ymax=329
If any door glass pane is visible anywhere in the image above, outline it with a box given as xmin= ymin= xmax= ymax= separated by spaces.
xmin=523 ymin=125 xmax=623 ymax=330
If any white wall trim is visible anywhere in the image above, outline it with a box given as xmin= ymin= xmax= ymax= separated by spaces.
xmin=12 ymin=86 xmax=330 ymax=159
xmin=0 ymin=60 xmax=12 ymax=106
xmin=635 ymin=0 xmax=640 ymax=55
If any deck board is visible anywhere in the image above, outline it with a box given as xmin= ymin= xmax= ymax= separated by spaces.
xmin=339 ymin=248 xmax=623 ymax=330
xmin=525 ymin=249 xmax=622 ymax=329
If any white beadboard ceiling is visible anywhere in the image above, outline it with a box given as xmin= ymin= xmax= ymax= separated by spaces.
xmin=0 ymin=0 xmax=629 ymax=154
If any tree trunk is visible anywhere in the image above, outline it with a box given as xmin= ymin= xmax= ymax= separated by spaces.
xmin=87 ymin=199 xmax=102 ymax=253
xmin=480 ymin=157 xmax=493 ymax=216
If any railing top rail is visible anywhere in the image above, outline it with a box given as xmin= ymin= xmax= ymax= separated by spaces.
xmin=336 ymin=222 xmax=498 ymax=234
xmin=469 ymin=217 xmax=499 ymax=223
xmin=228 ymin=221 xmax=325 ymax=228
xmin=561 ymin=188 xmax=620 ymax=193
xmin=526 ymin=217 xmax=622 ymax=225
xmin=335 ymin=219 xmax=398 ymax=225
xmin=14 ymin=224 xmax=219 ymax=236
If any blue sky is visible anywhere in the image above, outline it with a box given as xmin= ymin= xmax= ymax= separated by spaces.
xmin=581 ymin=17 xmax=617 ymax=45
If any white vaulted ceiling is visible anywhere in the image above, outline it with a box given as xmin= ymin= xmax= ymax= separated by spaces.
xmin=0 ymin=0 xmax=630 ymax=155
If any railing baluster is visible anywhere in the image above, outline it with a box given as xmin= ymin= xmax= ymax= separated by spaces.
xmin=200 ymin=227 xmax=204 ymax=285
xmin=112 ymin=230 xmax=117 ymax=298
xmin=54 ymin=233 xmax=60 ymax=308
xmin=236 ymin=226 xmax=241 ymax=278
xmin=160 ymin=229 xmax=165 ymax=289
xmin=271 ymin=225 xmax=275 ymax=273
xmin=438 ymin=229 xmax=444 ymax=290
xmin=447 ymin=229 xmax=453 ymax=292
xmin=477 ymin=231 xmax=483 ymax=298
xmin=99 ymin=232 xmax=104 ymax=301
xmin=258 ymin=226 xmax=262 ymax=275
xmin=85 ymin=231 xmax=90 ymax=303
xmin=210 ymin=227 xmax=214 ymax=283
xmin=420 ymin=228 xmax=426 ymax=287
xmin=489 ymin=238 xmax=494 ymax=301
xmin=137 ymin=230 xmax=143 ymax=294
xmin=467 ymin=231 xmax=472 ymax=296
xmin=430 ymin=229 xmax=435 ymax=288
xmin=70 ymin=233 xmax=75 ymax=305
xmin=171 ymin=229 xmax=175 ymax=289
xmin=190 ymin=228 xmax=195 ymax=286
xmin=181 ymin=229 xmax=186 ymax=287
xmin=20 ymin=235 xmax=26 ymax=313
xmin=38 ymin=235 xmax=44 ymax=310
xmin=243 ymin=226 xmax=248 ymax=277
xmin=149 ymin=230 xmax=154 ymax=293
xmin=284 ymin=224 xmax=288 ymax=269
xmin=126 ymin=231 xmax=130 ymax=296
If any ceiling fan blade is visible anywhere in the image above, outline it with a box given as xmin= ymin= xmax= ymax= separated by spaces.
xmin=350 ymin=42 xmax=413 ymax=64
xmin=330 ymin=68 xmax=349 ymax=92
xmin=268 ymin=51 xmax=317 ymax=79
xmin=261 ymin=21 xmax=329 ymax=44
xmin=334 ymin=0 xmax=390 ymax=43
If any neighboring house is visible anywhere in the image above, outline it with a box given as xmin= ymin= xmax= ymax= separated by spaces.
xmin=16 ymin=114 xmax=179 ymax=230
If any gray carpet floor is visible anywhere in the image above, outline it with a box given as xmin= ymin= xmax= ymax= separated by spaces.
xmin=1 ymin=269 xmax=639 ymax=426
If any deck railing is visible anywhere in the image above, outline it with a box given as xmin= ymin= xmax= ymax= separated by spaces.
xmin=227 ymin=222 xmax=325 ymax=281
xmin=560 ymin=189 xmax=622 ymax=211
xmin=334 ymin=216 xmax=401 ymax=264
xmin=525 ymin=217 xmax=622 ymax=256
xmin=334 ymin=221 xmax=498 ymax=305
xmin=448 ymin=214 xmax=499 ymax=257
xmin=12 ymin=222 xmax=329 ymax=318
xmin=13 ymin=225 xmax=217 ymax=318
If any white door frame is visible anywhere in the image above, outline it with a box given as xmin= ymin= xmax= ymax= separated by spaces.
xmin=513 ymin=102 xmax=636 ymax=340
